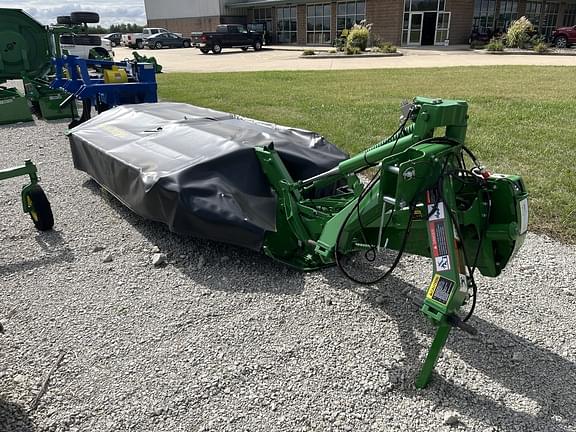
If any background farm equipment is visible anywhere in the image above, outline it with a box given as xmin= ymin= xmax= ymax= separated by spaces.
xmin=68 ymin=97 xmax=528 ymax=388
xmin=0 ymin=8 xmax=80 ymax=122
xmin=52 ymin=55 xmax=157 ymax=127
xmin=0 ymin=8 xmax=151 ymax=125
xmin=132 ymin=51 xmax=163 ymax=73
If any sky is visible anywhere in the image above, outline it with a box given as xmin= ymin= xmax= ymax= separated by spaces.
xmin=0 ymin=0 xmax=147 ymax=27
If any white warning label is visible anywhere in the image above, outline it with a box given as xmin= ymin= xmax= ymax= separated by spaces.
xmin=435 ymin=255 xmax=451 ymax=272
xmin=427 ymin=202 xmax=445 ymax=221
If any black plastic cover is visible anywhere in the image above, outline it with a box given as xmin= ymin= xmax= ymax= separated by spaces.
xmin=68 ymin=103 xmax=348 ymax=250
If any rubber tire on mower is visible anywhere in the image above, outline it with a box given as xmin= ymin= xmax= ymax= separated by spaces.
xmin=25 ymin=185 xmax=54 ymax=231
xmin=57 ymin=15 xmax=72 ymax=25
xmin=212 ymin=43 xmax=222 ymax=54
xmin=70 ymin=11 xmax=100 ymax=24
xmin=555 ymin=36 xmax=568 ymax=48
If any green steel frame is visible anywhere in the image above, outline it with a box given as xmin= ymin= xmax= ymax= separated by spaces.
xmin=255 ymin=97 xmax=528 ymax=387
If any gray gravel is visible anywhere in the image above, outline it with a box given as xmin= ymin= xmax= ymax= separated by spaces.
xmin=1 ymin=114 xmax=576 ymax=432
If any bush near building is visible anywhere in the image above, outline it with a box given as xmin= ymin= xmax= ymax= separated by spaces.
xmin=506 ymin=16 xmax=535 ymax=49
xmin=346 ymin=20 xmax=372 ymax=53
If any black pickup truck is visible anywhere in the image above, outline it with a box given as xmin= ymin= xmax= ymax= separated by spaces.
xmin=195 ymin=24 xmax=263 ymax=54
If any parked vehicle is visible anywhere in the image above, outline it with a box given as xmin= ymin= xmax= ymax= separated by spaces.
xmin=552 ymin=25 xmax=576 ymax=48
xmin=122 ymin=28 xmax=182 ymax=49
xmin=196 ymin=24 xmax=264 ymax=54
xmin=247 ymin=22 xmax=272 ymax=45
xmin=103 ymin=32 xmax=122 ymax=47
xmin=60 ymin=34 xmax=113 ymax=59
xmin=146 ymin=32 xmax=192 ymax=49
xmin=191 ymin=31 xmax=203 ymax=47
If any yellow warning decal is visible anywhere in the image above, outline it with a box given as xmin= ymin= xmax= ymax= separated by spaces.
xmin=426 ymin=274 xmax=455 ymax=305
xmin=426 ymin=274 xmax=440 ymax=299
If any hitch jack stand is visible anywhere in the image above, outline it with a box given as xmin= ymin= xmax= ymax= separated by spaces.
xmin=415 ymin=324 xmax=452 ymax=388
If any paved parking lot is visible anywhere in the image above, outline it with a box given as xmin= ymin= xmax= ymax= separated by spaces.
xmin=114 ymin=46 xmax=576 ymax=73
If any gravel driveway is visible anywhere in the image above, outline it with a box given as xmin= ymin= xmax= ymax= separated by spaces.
xmin=1 ymin=117 xmax=575 ymax=432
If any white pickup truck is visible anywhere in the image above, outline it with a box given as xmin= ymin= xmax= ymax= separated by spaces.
xmin=122 ymin=28 xmax=182 ymax=49
xmin=60 ymin=34 xmax=114 ymax=59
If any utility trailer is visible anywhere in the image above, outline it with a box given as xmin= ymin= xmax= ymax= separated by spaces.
xmin=68 ymin=97 xmax=528 ymax=388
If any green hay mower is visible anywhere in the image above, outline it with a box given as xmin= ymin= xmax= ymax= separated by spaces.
xmin=69 ymin=97 xmax=528 ymax=388
xmin=0 ymin=160 xmax=54 ymax=231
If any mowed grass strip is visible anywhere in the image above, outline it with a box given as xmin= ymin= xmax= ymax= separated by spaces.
xmin=158 ymin=66 xmax=576 ymax=243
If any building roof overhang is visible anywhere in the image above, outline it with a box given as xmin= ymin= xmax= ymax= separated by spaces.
xmin=226 ymin=0 xmax=308 ymax=8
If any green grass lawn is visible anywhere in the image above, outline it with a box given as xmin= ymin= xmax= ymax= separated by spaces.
xmin=158 ymin=66 xmax=576 ymax=243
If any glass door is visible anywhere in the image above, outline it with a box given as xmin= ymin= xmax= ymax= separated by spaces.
xmin=408 ymin=12 xmax=424 ymax=45
xmin=435 ymin=11 xmax=450 ymax=45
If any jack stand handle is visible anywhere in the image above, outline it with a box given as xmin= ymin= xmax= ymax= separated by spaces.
xmin=59 ymin=93 xmax=76 ymax=109
xmin=447 ymin=314 xmax=478 ymax=335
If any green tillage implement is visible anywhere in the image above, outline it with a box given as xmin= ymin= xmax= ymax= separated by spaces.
xmin=132 ymin=51 xmax=163 ymax=73
xmin=0 ymin=8 xmax=75 ymax=122
xmin=0 ymin=86 xmax=32 ymax=124
xmin=0 ymin=159 xmax=54 ymax=231
xmin=255 ymin=97 xmax=528 ymax=388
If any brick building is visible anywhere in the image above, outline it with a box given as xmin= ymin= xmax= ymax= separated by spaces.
xmin=145 ymin=0 xmax=576 ymax=46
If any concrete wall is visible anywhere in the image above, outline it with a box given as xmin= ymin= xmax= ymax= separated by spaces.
xmin=145 ymin=0 xmax=223 ymax=20
xmin=446 ymin=0 xmax=475 ymax=44
xmin=297 ymin=4 xmax=307 ymax=45
xmin=367 ymin=0 xmax=404 ymax=45
xmin=148 ymin=17 xmax=223 ymax=34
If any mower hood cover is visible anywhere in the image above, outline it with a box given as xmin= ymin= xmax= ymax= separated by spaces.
xmin=68 ymin=102 xmax=348 ymax=250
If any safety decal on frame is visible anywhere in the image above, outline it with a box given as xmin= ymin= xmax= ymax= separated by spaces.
xmin=434 ymin=255 xmax=451 ymax=272
xmin=427 ymin=274 xmax=455 ymax=305
xmin=427 ymin=202 xmax=445 ymax=221
xmin=429 ymin=220 xmax=449 ymax=259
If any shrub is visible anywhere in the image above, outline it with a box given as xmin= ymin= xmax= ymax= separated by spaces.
xmin=486 ymin=37 xmax=504 ymax=51
xmin=506 ymin=16 xmax=534 ymax=48
xmin=533 ymin=41 xmax=549 ymax=53
xmin=302 ymin=49 xmax=316 ymax=56
xmin=334 ymin=29 xmax=348 ymax=51
xmin=377 ymin=41 xmax=397 ymax=53
xmin=470 ymin=40 xmax=487 ymax=49
xmin=345 ymin=45 xmax=361 ymax=55
xmin=346 ymin=20 xmax=372 ymax=51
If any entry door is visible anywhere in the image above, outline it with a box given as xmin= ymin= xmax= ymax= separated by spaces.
xmin=435 ymin=12 xmax=451 ymax=45
xmin=408 ymin=12 xmax=424 ymax=45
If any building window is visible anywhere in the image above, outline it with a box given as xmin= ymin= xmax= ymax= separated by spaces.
xmin=525 ymin=1 xmax=542 ymax=28
xmin=496 ymin=0 xmax=518 ymax=31
xmin=254 ymin=7 xmax=272 ymax=28
xmin=541 ymin=1 xmax=559 ymax=41
xmin=564 ymin=2 xmax=576 ymax=26
xmin=277 ymin=6 xmax=297 ymax=43
xmin=252 ymin=7 xmax=273 ymax=38
xmin=336 ymin=1 xmax=366 ymax=35
xmin=472 ymin=0 xmax=496 ymax=33
xmin=307 ymin=4 xmax=331 ymax=45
